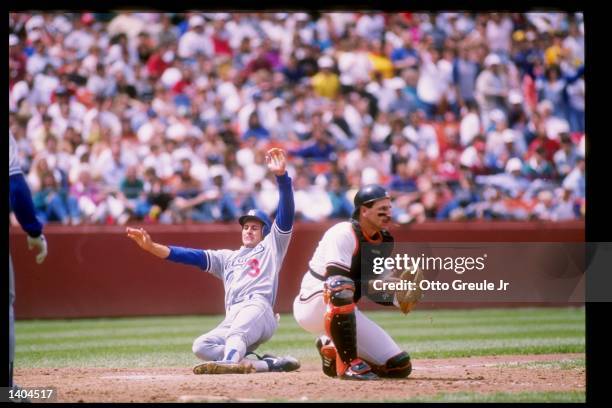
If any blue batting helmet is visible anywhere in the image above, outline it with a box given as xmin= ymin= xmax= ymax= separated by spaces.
xmin=239 ymin=209 xmax=272 ymax=237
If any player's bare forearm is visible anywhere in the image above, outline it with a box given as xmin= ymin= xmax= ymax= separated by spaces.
xmin=149 ymin=242 xmax=171 ymax=259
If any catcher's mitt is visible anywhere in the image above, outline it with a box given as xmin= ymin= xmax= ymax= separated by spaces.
xmin=393 ymin=266 xmax=425 ymax=314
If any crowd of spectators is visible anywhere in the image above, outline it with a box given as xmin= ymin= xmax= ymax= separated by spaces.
xmin=9 ymin=12 xmax=585 ymax=226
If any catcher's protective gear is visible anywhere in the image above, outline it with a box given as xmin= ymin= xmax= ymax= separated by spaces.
xmin=370 ymin=351 xmax=412 ymax=378
xmin=323 ymin=276 xmax=360 ymax=374
xmin=351 ymin=184 xmax=390 ymax=219
xmin=393 ymin=266 xmax=425 ymax=314
xmin=323 ymin=275 xmax=355 ymax=306
xmin=316 ymin=335 xmax=380 ymax=380
xmin=239 ymin=209 xmax=272 ymax=237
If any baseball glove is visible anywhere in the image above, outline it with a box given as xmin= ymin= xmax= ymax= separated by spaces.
xmin=393 ymin=266 xmax=425 ymax=314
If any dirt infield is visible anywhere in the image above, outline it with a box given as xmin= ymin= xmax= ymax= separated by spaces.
xmin=15 ymin=353 xmax=584 ymax=402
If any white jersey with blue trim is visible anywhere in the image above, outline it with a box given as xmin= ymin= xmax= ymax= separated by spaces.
xmin=9 ymin=133 xmax=23 ymax=176
xmin=205 ymin=221 xmax=292 ymax=311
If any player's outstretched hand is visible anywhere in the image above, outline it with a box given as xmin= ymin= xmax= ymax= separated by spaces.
xmin=126 ymin=227 xmax=153 ymax=252
xmin=266 ymin=148 xmax=287 ymax=176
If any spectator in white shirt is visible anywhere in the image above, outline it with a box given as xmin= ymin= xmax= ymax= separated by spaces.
xmin=356 ymin=12 xmax=385 ymax=41
xmin=32 ymin=64 xmax=60 ymax=105
xmin=178 ymin=15 xmax=213 ymax=60
xmin=562 ymin=157 xmax=585 ymax=199
xmin=403 ymin=110 xmax=440 ymax=161
xmin=486 ymin=13 xmax=514 ymax=56
xmin=26 ymin=33 xmax=50 ymax=76
xmin=553 ymin=134 xmax=579 ymax=178
xmin=460 ymin=100 xmax=482 ymax=147
xmin=475 ymin=53 xmax=509 ymax=130
xmin=563 ymin=20 xmax=584 ymax=65
xmin=82 ymin=95 xmax=122 ymax=142
xmin=293 ymin=173 xmax=333 ymax=222
xmin=417 ymin=47 xmax=448 ymax=119
xmin=142 ymin=142 xmax=175 ymax=181
xmin=344 ymin=133 xmax=389 ymax=178
xmin=64 ymin=18 xmax=95 ymax=59
xmin=47 ymin=86 xmax=87 ymax=125
xmin=337 ymin=38 xmax=373 ymax=88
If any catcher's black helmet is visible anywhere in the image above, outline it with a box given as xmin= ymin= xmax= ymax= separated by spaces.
xmin=352 ymin=185 xmax=390 ymax=219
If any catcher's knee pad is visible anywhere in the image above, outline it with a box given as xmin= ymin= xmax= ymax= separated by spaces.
xmin=323 ymin=275 xmax=355 ymax=306
xmin=323 ymin=275 xmax=358 ymax=374
xmin=378 ymin=351 xmax=412 ymax=378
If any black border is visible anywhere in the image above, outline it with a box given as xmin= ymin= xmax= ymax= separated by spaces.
xmin=6 ymin=3 xmax=606 ymax=406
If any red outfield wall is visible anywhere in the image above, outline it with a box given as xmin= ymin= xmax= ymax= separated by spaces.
xmin=9 ymin=221 xmax=584 ymax=319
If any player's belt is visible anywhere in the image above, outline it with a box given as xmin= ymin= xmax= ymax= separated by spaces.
xmin=309 ymin=267 xmax=326 ymax=281
xmin=230 ymin=293 xmax=267 ymax=306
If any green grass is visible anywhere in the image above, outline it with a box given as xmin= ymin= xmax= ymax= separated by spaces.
xmin=15 ymin=307 xmax=585 ymax=369
xmin=382 ymin=390 xmax=586 ymax=403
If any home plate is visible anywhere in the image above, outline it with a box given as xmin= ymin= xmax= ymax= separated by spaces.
xmin=101 ymin=374 xmax=191 ymax=380
xmin=178 ymin=395 xmax=267 ymax=403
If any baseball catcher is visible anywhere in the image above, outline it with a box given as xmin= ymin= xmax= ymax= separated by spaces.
xmin=293 ymin=185 xmax=416 ymax=380
xmin=127 ymin=148 xmax=299 ymax=375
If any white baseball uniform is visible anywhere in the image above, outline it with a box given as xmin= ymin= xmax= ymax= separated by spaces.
xmin=292 ymin=221 xmax=402 ymax=365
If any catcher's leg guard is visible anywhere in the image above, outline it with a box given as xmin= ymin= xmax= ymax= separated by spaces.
xmin=323 ymin=275 xmax=377 ymax=380
xmin=371 ymin=351 xmax=412 ymax=378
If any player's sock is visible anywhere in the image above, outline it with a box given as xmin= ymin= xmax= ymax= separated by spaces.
xmin=243 ymin=352 xmax=270 ymax=372
xmin=223 ymin=335 xmax=247 ymax=363
xmin=244 ymin=358 xmax=270 ymax=372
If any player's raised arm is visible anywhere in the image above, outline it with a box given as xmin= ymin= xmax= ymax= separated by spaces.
xmin=266 ymin=148 xmax=294 ymax=232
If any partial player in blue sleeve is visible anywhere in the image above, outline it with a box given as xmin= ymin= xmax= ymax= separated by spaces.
xmin=126 ymin=148 xmax=299 ymax=375
xmin=9 ymin=133 xmax=48 ymax=393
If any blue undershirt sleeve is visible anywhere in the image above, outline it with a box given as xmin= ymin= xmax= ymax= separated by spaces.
xmin=275 ymin=173 xmax=294 ymax=232
xmin=166 ymin=246 xmax=208 ymax=270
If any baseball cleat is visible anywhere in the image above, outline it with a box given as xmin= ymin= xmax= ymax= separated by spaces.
xmin=341 ymin=359 xmax=379 ymax=381
xmin=261 ymin=354 xmax=301 ymax=372
xmin=193 ymin=360 xmax=255 ymax=375
xmin=316 ymin=335 xmax=337 ymax=377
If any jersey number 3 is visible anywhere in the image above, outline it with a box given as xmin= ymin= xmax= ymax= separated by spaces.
xmin=246 ymin=259 xmax=261 ymax=277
